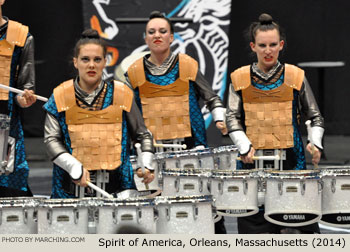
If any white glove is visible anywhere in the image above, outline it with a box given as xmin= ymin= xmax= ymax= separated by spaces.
xmin=211 ymin=107 xmax=226 ymax=122
xmin=229 ymin=130 xmax=252 ymax=155
xmin=137 ymin=151 xmax=154 ymax=171
xmin=192 ymin=145 xmax=206 ymax=150
xmin=53 ymin=153 xmax=83 ymax=180
xmin=308 ymin=126 xmax=325 ymax=150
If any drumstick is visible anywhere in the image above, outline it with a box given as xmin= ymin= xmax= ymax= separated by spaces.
xmin=153 ymin=143 xmax=187 ymax=149
xmin=87 ymin=181 xmax=114 ymax=198
xmin=135 ymin=143 xmax=149 ymax=190
xmin=0 ymin=83 xmax=48 ymax=102
xmin=305 ymin=120 xmax=319 ymax=168
xmin=236 ymin=155 xmax=280 ymax=161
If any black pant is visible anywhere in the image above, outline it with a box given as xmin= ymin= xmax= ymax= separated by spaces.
xmin=0 ymin=186 xmax=33 ymax=198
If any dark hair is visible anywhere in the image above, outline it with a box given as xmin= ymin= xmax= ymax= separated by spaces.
xmin=246 ymin=13 xmax=286 ymax=43
xmin=146 ymin=10 xmax=174 ymax=34
xmin=73 ymin=29 xmax=107 ymax=58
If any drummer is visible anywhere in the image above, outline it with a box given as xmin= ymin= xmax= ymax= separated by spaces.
xmin=226 ymin=13 xmax=324 ymax=233
xmin=43 ymin=29 xmax=154 ymax=198
xmin=0 ymin=0 xmax=37 ymax=197
xmin=125 ymin=11 xmax=227 ymax=234
xmin=126 ymin=11 xmax=227 ymax=151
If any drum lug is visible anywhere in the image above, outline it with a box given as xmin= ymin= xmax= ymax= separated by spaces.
xmin=113 ymin=208 xmax=118 ymax=224
xmin=33 ymin=208 xmax=38 ymax=223
xmin=218 ymin=181 xmax=223 ymax=195
xmin=175 ymin=177 xmax=180 ymax=192
xmin=176 ymin=160 xmax=180 ymax=168
xmin=278 ymin=181 xmax=283 ymax=195
xmin=137 ymin=207 xmax=142 ymax=224
xmin=318 ymin=180 xmax=323 ymax=194
xmin=73 ymin=208 xmax=79 ymax=224
xmin=300 ymin=180 xmax=306 ymax=196
xmin=23 ymin=208 xmax=28 ymax=224
xmin=215 ymin=156 xmax=220 ymax=169
xmin=243 ymin=179 xmax=248 ymax=195
xmin=0 ymin=208 xmax=2 ymax=226
xmin=153 ymin=208 xmax=159 ymax=222
xmin=94 ymin=208 xmax=99 ymax=223
xmin=47 ymin=208 xmax=53 ymax=225
xmin=166 ymin=205 xmax=171 ymax=221
xmin=227 ymin=154 xmax=231 ymax=169
xmin=331 ymin=178 xmax=336 ymax=193
xmin=199 ymin=178 xmax=203 ymax=193
xmin=207 ymin=179 xmax=212 ymax=193
xmin=199 ymin=158 xmax=202 ymax=168
xmin=193 ymin=205 xmax=199 ymax=220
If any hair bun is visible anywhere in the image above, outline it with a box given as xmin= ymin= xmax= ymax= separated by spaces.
xmin=81 ymin=29 xmax=100 ymax=39
xmin=149 ymin=10 xmax=165 ymax=19
xmin=259 ymin=13 xmax=273 ymax=25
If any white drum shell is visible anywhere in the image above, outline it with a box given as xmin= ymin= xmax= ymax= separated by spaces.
xmin=209 ymin=173 xmax=259 ymax=217
xmin=0 ymin=197 xmax=39 ymax=234
xmin=161 ymin=169 xmax=211 ymax=197
xmin=264 ymin=175 xmax=322 ymax=227
xmin=37 ymin=199 xmax=89 ymax=234
xmin=95 ymin=201 xmax=156 ymax=234
xmin=155 ymin=197 xmax=214 ymax=234
xmin=320 ymin=168 xmax=350 ymax=227
xmin=212 ymin=145 xmax=238 ymax=170
xmin=161 ymin=150 xmax=214 ymax=169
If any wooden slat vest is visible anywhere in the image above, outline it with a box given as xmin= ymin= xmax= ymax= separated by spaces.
xmin=0 ymin=20 xmax=28 ymax=100
xmin=127 ymin=54 xmax=198 ymax=140
xmin=54 ymin=80 xmax=133 ymax=171
xmin=230 ymin=64 xmax=304 ymax=149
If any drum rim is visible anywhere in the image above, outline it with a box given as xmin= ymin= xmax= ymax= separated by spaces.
xmin=38 ymin=198 xmax=90 ymax=208
xmin=155 ymin=195 xmax=213 ymax=205
xmin=211 ymin=145 xmax=238 ymax=154
xmin=211 ymin=169 xmax=259 ymax=178
xmin=89 ymin=197 xmax=155 ymax=207
xmin=162 ymin=168 xmax=212 ymax=177
xmin=0 ymin=196 xmax=44 ymax=207
xmin=266 ymin=169 xmax=320 ymax=179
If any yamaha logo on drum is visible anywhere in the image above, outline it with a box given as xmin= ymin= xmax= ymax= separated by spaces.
xmin=283 ymin=214 xmax=306 ymax=221
xmin=337 ymin=215 xmax=350 ymax=222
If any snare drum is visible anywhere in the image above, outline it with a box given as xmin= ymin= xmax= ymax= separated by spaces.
xmin=159 ymin=148 xmax=214 ymax=169
xmin=320 ymin=166 xmax=350 ymax=227
xmin=0 ymin=197 xmax=41 ymax=234
xmin=161 ymin=168 xmax=211 ymax=196
xmin=212 ymin=145 xmax=238 ymax=170
xmin=155 ymin=195 xmax=215 ymax=234
xmin=264 ymin=170 xmax=322 ymax=227
xmin=209 ymin=169 xmax=259 ymax=217
xmin=37 ymin=198 xmax=90 ymax=234
xmin=130 ymin=155 xmax=161 ymax=195
xmin=92 ymin=197 xmax=157 ymax=234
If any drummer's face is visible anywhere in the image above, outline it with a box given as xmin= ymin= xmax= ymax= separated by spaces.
xmin=250 ymin=29 xmax=284 ymax=73
xmin=0 ymin=0 xmax=5 ymax=7
xmin=145 ymin=18 xmax=174 ymax=55
xmin=73 ymin=43 xmax=106 ymax=90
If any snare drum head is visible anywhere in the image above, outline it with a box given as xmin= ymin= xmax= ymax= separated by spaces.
xmin=212 ymin=145 xmax=238 ymax=153
xmin=162 ymin=168 xmax=211 ymax=176
xmin=211 ymin=169 xmax=258 ymax=178
xmin=39 ymin=198 xmax=87 ymax=208
xmin=0 ymin=197 xmax=42 ymax=207
xmin=97 ymin=196 xmax=154 ymax=207
xmin=155 ymin=195 xmax=213 ymax=205
xmin=320 ymin=166 xmax=350 ymax=176
xmin=266 ymin=169 xmax=320 ymax=179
